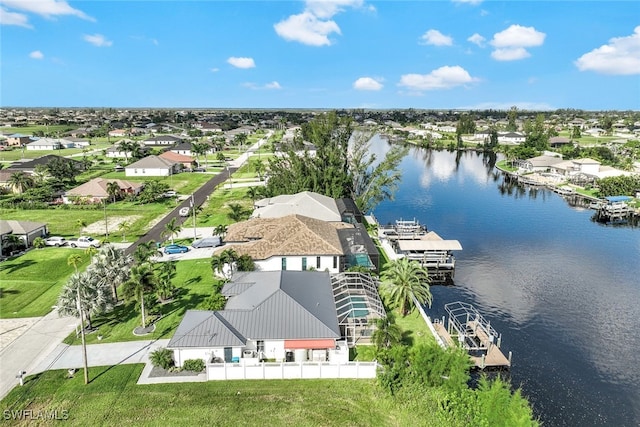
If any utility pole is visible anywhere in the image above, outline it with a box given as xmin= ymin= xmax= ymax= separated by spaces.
xmin=103 ymin=200 xmax=109 ymax=238
xmin=76 ymin=287 xmax=89 ymax=385
xmin=191 ymin=194 xmax=197 ymax=242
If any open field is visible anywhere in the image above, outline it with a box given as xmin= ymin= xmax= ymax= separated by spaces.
xmin=0 ymin=364 xmax=433 ymax=427
xmin=0 ymin=248 xmax=90 ymax=318
xmin=63 ymin=259 xmax=214 ymax=345
xmin=197 ymin=187 xmax=253 ymax=226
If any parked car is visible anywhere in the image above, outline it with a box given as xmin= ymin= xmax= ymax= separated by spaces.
xmin=44 ymin=236 xmax=67 ymax=247
xmin=164 ymin=244 xmax=189 ymax=254
xmin=68 ymin=236 xmax=101 ymax=248
xmin=178 ymin=207 xmax=190 ymax=217
xmin=163 ymin=190 xmax=177 ymax=198
xmin=191 ymin=237 xmax=222 ymax=249
xmin=192 ymin=167 xmax=206 ymax=172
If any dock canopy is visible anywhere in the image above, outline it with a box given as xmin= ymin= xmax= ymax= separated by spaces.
xmin=605 ymin=196 xmax=632 ymax=203
xmin=396 ymin=239 xmax=463 ymax=252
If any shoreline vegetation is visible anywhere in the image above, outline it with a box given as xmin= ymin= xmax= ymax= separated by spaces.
xmin=7 ymin=108 xmax=638 ymax=425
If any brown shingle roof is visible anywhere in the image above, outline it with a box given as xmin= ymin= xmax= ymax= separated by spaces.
xmin=225 ymin=214 xmax=350 ymax=260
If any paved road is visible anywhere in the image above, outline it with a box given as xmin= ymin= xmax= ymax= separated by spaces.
xmin=124 ymin=133 xmax=270 ymax=257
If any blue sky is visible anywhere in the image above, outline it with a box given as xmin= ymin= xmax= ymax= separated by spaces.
xmin=1 ymin=0 xmax=639 ymax=110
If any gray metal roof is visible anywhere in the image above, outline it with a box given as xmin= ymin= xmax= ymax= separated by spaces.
xmin=167 ymin=311 xmax=246 ymax=348
xmin=170 ymin=271 xmax=340 ymax=348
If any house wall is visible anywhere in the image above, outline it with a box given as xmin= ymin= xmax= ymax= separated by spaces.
xmin=255 ymin=255 xmax=340 ymax=273
xmin=578 ymin=163 xmax=600 ymax=175
xmin=172 ymin=346 xmax=243 ymax=367
xmin=206 ymin=361 xmax=378 ymax=380
xmin=26 ymin=144 xmax=60 ymax=150
xmin=125 ymin=167 xmax=170 ymax=177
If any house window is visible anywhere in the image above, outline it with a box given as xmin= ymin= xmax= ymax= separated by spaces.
xmin=316 ymin=256 xmax=321 ymax=269
xmin=302 ymin=257 xmax=307 ymax=271
xmin=281 ymin=257 xmax=287 ymax=270
xmin=333 ymin=256 xmax=338 ymax=269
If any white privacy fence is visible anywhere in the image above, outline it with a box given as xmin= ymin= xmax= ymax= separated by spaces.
xmin=207 ymin=361 xmax=379 ymax=381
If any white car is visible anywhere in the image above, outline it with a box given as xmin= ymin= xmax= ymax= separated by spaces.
xmin=179 ymin=207 xmax=190 ymax=217
xmin=44 ymin=236 xmax=67 ymax=247
xmin=163 ymin=190 xmax=177 ymax=198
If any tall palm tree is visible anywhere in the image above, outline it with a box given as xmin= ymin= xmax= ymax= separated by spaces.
xmin=118 ymin=220 xmax=131 ymax=242
xmin=76 ymin=219 xmax=87 ymax=236
xmin=162 ymin=217 xmax=181 ymax=244
xmin=155 ymin=261 xmax=177 ymax=301
xmin=67 ymin=253 xmax=83 ymax=273
xmin=380 ymin=258 xmax=432 ymax=317
xmin=214 ymin=224 xmax=228 ymax=239
xmin=191 ymin=142 xmax=208 ymax=168
xmin=57 ymin=270 xmax=114 ymax=330
xmin=122 ymin=263 xmax=158 ymax=328
xmin=106 ymin=181 xmax=121 ymax=203
xmin=7 ymin=172 xmax=34 ymax=194
xmin=371 ymin=312 xmax=403 ymax=350
xmin=91 ymin=244 xmax=132 ymax=301
xmin=133 ymin=240 xmax=158 ymax=265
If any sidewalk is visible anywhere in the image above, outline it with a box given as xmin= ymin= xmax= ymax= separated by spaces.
xmin=0 ymin=309 xmax=77 ymax=400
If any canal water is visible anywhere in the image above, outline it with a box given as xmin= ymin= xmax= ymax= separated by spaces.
xmin=373 ymin=143 xmax=640 ymax=426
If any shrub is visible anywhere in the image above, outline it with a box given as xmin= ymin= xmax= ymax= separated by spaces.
xmin=182 ymin=359 xmax=205 ymax=372
xmin=149 ymin=347 xmax=174 ymax=370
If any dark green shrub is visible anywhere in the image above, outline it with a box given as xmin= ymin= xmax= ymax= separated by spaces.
xmin=183 ymin=359 xmax=205 ymax=372
xmin=149 ymin=347 xmax=174 ymax=370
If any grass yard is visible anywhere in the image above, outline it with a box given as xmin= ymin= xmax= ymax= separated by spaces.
xmin=197 ymin=187 xmax=253 ymax=227
xmin=63 ymin=259 xmax=214 ymax=345
xmin=0 ymin=248 xmax=90 ymax=318
xmin=1 ymin=364 xmax=432 ymax=426
xmin=0 ymin=201 xmax=172 ymax=241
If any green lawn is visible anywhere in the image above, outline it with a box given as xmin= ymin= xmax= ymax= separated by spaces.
xmin=197 ymin=187 xmax=253 ymax=227
xmin=0 ymin=202 xmax=172 ymax=241
xmin=0 ymin=249 xmax=90 ymax=318
xmin=63 ymin=259 xmax=214 ymax=345
xmin=1 ymin=364 xmax=432 ymax=426
xmin=99 ymin=171 xmax=213 ymax=195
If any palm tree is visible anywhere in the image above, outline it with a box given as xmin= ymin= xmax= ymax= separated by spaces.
xmin=252 ymin=159 xmax=265 ymax=181
xmin=122 ymin=263 xmax=158 ymax=328
xmin=33 ymin=237 xmax=46 ymax=250
xmin=227 ymin=203 xmax=246 ymax=222
xmin=106 ymin=181 xmax=121 ymax=203
xmin=211 ymin=248 xmax=238 ymax=279
xmin=214 ymin=224 xmax=227 ymax=239
xmin=91 ymin=244 xmax=132 ymax=301
xmin=380 ymin=258 xmax=432 ymax=317
xmin=371 ymin=312 xmax=403 ymax=350
xmin=67 ymin=253 xmax=83 ymax=273
xmin=57 ymin=270 xmax=115 ymax=330
xmin=191 ymin=142 xmax=208 ymax=168
xmin=133 ymin=240 xmax=158 ymax=265
xmin=162 ymin=217 xmax=181 ymax=244
xmin=118 ymin=140 xmax=134 ymax=163
xmin=76 ymin=219 xmax=87 ymax=236
xmin=4 ymin=234 xmax=25 ymax=254
xmin=118 ymin=220 xmax=131 ymax=242
xmin=156 ymin=261 xmax=177 ymax=301
xmin=216 ymin=152 xmax=226 ymax=165
xmin=7 ymin=172 xmax=34 ymax=194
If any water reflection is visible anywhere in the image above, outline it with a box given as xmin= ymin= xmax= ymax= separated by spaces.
xmin=374 ymin=142 xmax=640 ymax=426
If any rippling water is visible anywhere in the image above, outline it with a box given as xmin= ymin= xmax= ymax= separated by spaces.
xmin=373 ymin=142 xmax=640 ymax=426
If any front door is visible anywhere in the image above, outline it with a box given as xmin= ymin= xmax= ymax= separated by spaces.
xmin=224 ymin=347 xmax=233 ymax=362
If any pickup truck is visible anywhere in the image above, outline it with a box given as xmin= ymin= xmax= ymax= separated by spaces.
xmin=68 ymin=236 xmax=101 ymax=248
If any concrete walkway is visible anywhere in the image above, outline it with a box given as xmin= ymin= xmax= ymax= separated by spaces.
xmin=0 ymin=309 xmax=77 ymax=400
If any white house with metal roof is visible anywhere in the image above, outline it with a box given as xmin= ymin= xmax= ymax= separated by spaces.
xmin=168 ymin=271 xmax=346 ymax=367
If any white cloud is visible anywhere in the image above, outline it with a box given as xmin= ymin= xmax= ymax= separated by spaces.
xmin=461 ymin=101 xmax=554 ymax=111
xmin=210 ymin=68 xmax=219 ymax=73
xmin=353 ymin=77 xmax=383 ymax=91
xmin=0 ymin=7 xmax=31 ymax=28
xmin=0 ymin=0 xmax=93 ymax=21
xmin=575 ymin=26 xmax=640 ymax=75
xmin=227 ymin=57 xmax=256 ymax=69
xmin=265 ymin=81 xmax=282 ymax=89
xmin=490 ymin=24 xmax=545 ymax=61
xmin=274 ymin=11 xmax=341 ymax=46
xmin=420 ymin=29 xmax=453 ymax=46
xmin=452 ymin=0 xmax=483 ymax=5
xmin=243 ymin=81 xmax=283 ymax=90
xmin=305 ymin=0 xmax=363 ymax=19
xmin=491 ymin=47 xmax=530 ymax=61
xmin=29 ymin=50 xmax=43 ymax=59
xmin=274 ymin=0 xmax=367 ymax=46
xmin=84 ymin=34 xmax=112 ymax=47
xmin=467 ymin=33 xmax=486 ymax=47
xmin=398 ymin=66 xmax=477 ymax=92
